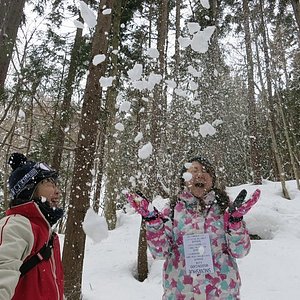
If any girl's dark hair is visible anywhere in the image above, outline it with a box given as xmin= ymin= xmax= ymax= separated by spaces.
xmin=179 ymin=156 xmax=216 ymax=189
xmin=213 ymin=188 xmax=230 ymax=213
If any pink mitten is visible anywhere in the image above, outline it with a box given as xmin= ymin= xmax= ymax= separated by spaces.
xmin=224 ymin=189 xmax=261 ymax=230
xmin=126 ymin=191 xmax=158 ymax=220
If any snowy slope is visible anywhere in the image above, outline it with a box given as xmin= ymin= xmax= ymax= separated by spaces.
xmin=78 ymin=180 xmax=300 ymax=300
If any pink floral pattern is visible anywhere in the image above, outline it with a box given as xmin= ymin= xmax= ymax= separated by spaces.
xmin=146 ymin=191 xmax=251 ymax=300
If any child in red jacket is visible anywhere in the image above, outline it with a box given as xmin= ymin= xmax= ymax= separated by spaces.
xmin=0 ymin=153 xmax=64 ymax=300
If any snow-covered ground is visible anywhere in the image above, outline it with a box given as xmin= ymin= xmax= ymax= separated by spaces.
xmin=75 ymin=180 xmax=300 ymax=299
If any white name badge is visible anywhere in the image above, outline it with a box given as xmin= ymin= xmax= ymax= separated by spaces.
xmin=183 ymin=233 xmax=214 ymax=275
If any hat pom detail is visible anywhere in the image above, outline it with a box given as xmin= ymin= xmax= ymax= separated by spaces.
xmin=8 ymin=153 xmax=28 ymax=171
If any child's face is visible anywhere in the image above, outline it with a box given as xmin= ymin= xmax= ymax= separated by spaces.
xmin=34 ymin=178 xmax=60 ymax=208
xmin=185 ymin=161 xmax=213 ymax=199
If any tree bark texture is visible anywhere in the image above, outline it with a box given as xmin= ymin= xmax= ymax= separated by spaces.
xmin=242 ymin=0 xmax=262 ymax=185
xmin=149 ymin=0 xmax=168 ymax=197
xmin=258 ymin=0 xmax=290 ymax=199
xmin=104 ymin=0 xmax=122 ymax=230
xmin=62 ymin=1 xmax=114 ymax=299
xmin=51 ymin=23 xmax=84 ymax=170
xmin=291 ymin=0 xmax=300 ymax=44
xmin=0 ymin=0 xmax=26 ymax=91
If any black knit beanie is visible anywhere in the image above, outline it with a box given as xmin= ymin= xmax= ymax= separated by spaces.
xmin=8 ymin=153 xmax=58 ymax=206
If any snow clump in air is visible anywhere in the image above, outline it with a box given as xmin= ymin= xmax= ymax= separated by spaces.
xmin=73 ymin=20 xmax=84 ymax=29
xmin=179 ymin=22 xmax=215 ymax=54
xmin=178 ymin=37 xmax=191 ymax=48
xmin=165 ymin=79 xmax=177 ymax=88
xmin=182 ymin=172 xmax=193 ymax=181
xmin=99 ymin=76 xmax=115 ymax=87
xmin=212 ymin=119 xmax=223 ymax=127
xmin=147 ymin=48 xmax=159 ymax=58
xmin=82 ymin=208 xmax=108 ymax=244
xmin=128 ymin=64 xmax=143 ymax=81
xmin=78 ymin=1 xmax=97 ymax=28
xmin=134 ymin=132 xmax=143 ymax=143
xmin=138 ymin=142 xmax=153 ymax=159
xmin=119 ymin=101 xmax=131 ymax=112
xmin=187 ymin=22 xmax=201 ymax=34
xmin=191 ymin=26 xmax=216 ymax=53
xmin=115 ymin=123 xmax=124 ymax=131
xmin=199 ymin=122 xmax=217 ymax=137
xmin=102 ymin=9 xmax=111 ymax=15
xmin=200 ymin=0 xmax=210 ymax=9
xmin=92 ymin=54 xmax=106 ymax=66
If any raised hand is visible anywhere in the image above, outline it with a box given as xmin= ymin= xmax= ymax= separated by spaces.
xmin=224 ymin=189 xmax=261 ymax=230
xmin=125 ymin=191 xmax=159 ymax=221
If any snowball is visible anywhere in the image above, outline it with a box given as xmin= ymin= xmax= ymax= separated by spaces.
xmin=82 ymin=208 xmax=108 ymax=244
xmin=178 ymin=36 xmax=191 ymax=48
xmin=115 ymin=123 xmax=124 ymax=131
xmin=188 ymin=66 xmax=201 ymax=77
xmin=147 ymin=48 xmax=159 ymax=58
xmin=102 ymin=8 xmax=111 ymax=15
xmin=199 ymin=122 xmax=217 ymax=137
xmin=73 ymin=19 xmax=84 ymax=29
xmin=189 ymin=81 xmax=198 ymax=90
xmin=212 ymin=119 xmax=223 ymax=127
xmin=149 ymin=73 xmax=162 ymax=85
xmin=184 ymin=162 xmax=192 ymax=168
xmin=111 ymin=49 xmax=118 ymax=55
xmin=99 ymin=76 xmax=114 ymax=87
xmin=191 ymin=26 xmax=216 ymax=53
xmin=203 ymin=26 xmax=216 ymax=40
xmin=182 ymin=172 xmax=193 ymax=181
xmin=92 ymin=54 xmax=106 ymax=66
xmin=200 ymin=0 xmax=210 ymax=9
xmin=18 ymin=110 xmax=25 ymax=118
xmin=194 ymin=112 xmax=201 ymax=119
xmin=174 ymin=88 xmax=187 ymax=97
xmin=128 ymin=63 xmax=143 ymax=81
xmin=187 ymin=22 xmax=200 ymax=34
xmin=78 ymin=1 xmax=97 ymax=28
xmin=134 ymin=132 xmax=143 ymax=143
xmin=165 ymin=79 xmax=177 ymax=88
xmin=152 ymin=196 xmax=169 ymax=212
xmin=193 ymin=100 xmax=201 ymax=105
xmin=119 ymin=101 xmax=131 ymax=112
xmin=138 ymin=142 xmax=153 ymax=159
xmin=132 ymin=80 xmax=149 ymax=91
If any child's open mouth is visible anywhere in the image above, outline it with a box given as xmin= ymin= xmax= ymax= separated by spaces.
xmin=195 ymin=182 xmax=205 ymax=188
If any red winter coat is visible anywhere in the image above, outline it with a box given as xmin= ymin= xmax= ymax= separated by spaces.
xmin=0 ymin=201 xmax=64 ymax=300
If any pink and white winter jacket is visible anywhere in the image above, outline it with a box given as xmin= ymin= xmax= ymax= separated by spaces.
xmin=146 ymin=190 xmax=251 ymax=300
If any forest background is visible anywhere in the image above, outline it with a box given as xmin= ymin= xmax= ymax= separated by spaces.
xmin=0 ymin=0 xmax=299 ymax=299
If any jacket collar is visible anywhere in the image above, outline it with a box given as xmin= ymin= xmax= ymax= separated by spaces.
xmin=6 ymin=201 xmax=50 ymax=229
xmin=178 ymin=190 xmax=215 ymax=210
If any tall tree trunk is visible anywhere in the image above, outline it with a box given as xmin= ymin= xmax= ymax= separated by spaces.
xmin=51 ymin=20 xmax=84 ymax=170
xmin=136 ymin=220 xmax=148 ymax=281
xmin=148 ymin=0 xmax=168 ymax=197
xmin=168 ymin=0 xmax=181 ymax=206
xmin=92 ymin=127 xmax=106 ymax=213
xmin=291 ymin=0 xmax=300 ymax=44
xmin=276 ymin=92 xmax=300 ymax=189
xmin=104 ymin=0 xmax=122 ymax=230
xmin=242 ymin=0 xmax=262 ymax=185
xmin=258 ymin=0 xmax=290 ymax=199
xmin=0 ymin=0 xmax=26 ymax=92
xmin=62 ymin=1 xmax=114 ymax=299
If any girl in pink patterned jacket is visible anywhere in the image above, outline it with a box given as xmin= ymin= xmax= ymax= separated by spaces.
xmin=127 ymin=156 xmax=260 ymax=300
